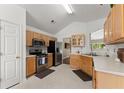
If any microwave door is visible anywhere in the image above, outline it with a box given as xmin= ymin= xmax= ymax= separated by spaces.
xmin=32 ymin=39 xmax=45 ymax=47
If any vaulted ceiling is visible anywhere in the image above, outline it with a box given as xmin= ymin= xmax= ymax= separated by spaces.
xmin=19 ymin=4 xmax=110 ymax=34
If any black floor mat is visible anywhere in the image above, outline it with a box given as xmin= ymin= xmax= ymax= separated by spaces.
xmin=35 ymin=69 xmax=55 ymax=79
xmin=72 ymin=70 xmax=92 ymax=81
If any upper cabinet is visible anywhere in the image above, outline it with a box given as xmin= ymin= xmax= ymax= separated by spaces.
xmin=114 ymin=4 xmax=124 ymax=40
xmin=26 ymin=31 xmax=56 ymax=47
xmin=33 ymin=32 xmax=41 ymax=39
xmin=26 ymin=31 xmax=34 ymax=46
xmin=104 ymin=4 xmax=124 ymax=44
xmin=71 ymin=34 xmax=85 ymax=47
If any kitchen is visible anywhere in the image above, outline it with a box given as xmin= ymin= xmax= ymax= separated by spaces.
xmin=26 ymin=26 xmax=62 ymax=78
xmin=1 ymin=3 xmax=124 ymax=90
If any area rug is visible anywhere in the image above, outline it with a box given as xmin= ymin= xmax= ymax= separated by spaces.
xmin=35 ymin=69 xmax=55 ymax=79
xmin=72 ymin=70 xmax=92 ymax=81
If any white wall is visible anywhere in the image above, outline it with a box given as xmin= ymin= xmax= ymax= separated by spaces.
xmin=86 ymin=18 xmax=105 ymax=33
xmin=27 ymin=25 xmax=54 ymax=37
xmin=0 ymin=5 xmax=26 ymax=84
xmin=55 ymin=18 xmax=105 ymax=55
xmin=55 ymin=22 xmax=86 ymax=42
xmin=55 ymin=22 xmax=91 ymax=54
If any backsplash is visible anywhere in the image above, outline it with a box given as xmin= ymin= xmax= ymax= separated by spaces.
xmin=105 ymin=44 xmax=124 ymax=57
xmin=94 ymin=43 xmax=124 ymax=58
xmin=71 ymin=44 xmax=91 ymax=54
xmin=71 ymin=47 xmax=83 ymax=54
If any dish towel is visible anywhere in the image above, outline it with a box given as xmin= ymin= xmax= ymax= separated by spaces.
xmin=42 ymin=57 xmax=45 ymax=64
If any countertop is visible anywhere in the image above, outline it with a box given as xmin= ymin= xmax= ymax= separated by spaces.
xmin=93 ymin=56 xmax=124 ymax=76
xmin=26 ymin=55 xmax=36 ymax=58
xmin=71 ymin=53 xmax=124 ymax=76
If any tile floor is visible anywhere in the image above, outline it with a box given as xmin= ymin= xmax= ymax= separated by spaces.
xmin=11 ymin=64 xmax=92 ymax=89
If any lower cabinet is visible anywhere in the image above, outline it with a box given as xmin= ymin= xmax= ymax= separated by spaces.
xmin=93 ymin=70 xmax=124 ymax=89
xmin=70 ymin=54 xmax=82 ymax=69
xmin=26 ymin=56 xmax=36 ymax=77
xmin=92 ymin=67 xmax=96 ymax=89
xmin=80 ymin=55 xmax=93 ymax=76
xmin=47 ymin=53 xmax=53 ymax=68
xmin=70 ymin=54 xmax=93 ymax=76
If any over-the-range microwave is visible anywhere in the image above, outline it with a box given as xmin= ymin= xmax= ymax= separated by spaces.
xmin=32 ymin=38 xmax=45 ymax=47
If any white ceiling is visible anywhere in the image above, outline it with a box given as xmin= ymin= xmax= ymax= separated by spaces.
xmin=19 ymin=4 xmax=110 ymax=34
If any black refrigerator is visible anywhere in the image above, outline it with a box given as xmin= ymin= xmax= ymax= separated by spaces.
xmin=47 ymin=41 xmax=62 ymax=66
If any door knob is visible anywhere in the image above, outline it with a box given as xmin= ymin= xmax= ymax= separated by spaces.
xmin=16 ymin=56 xmax=20 ymax=59
xmin=0 ymin=53 xmax=2 ymax=56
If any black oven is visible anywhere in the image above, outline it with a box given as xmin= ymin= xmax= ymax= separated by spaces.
xmin=32 ymin=38 xmax=45 ymax=47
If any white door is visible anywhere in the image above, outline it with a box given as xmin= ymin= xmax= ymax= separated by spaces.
xmin=0 ymin=21 xmax=20 ymax=88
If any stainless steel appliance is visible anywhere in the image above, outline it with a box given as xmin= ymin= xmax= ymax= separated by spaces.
xmin=47 ymin=41 xmax=62 ymax=66
xmin=29 ymin=48 xmax=48 ymax=73
xmin=32 ymin=38 xmax=45 ymax=47
xmin=36 ymin=55 xmax=48 ymax=73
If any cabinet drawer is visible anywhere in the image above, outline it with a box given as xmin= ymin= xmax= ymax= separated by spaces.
xmin=26 ymin=57 xmax=36 ymax=77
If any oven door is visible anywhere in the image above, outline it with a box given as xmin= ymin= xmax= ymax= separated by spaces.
xmin=37 ymin=56 xmax=48 ymax=73
xmin=38 ymin=57 xmax=47 ymax=65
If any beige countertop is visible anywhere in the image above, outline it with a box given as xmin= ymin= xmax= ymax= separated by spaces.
xmin=26 ymin=55 xmax=36 ymax=58
xmin=71 ymin=53 xmax=124 ymax=76
xmin=93 ymin=56 xmax=124 ymax=76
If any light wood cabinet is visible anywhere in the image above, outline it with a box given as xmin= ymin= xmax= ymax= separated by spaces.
xmin=104 ymin=9 xmax=113 ymax=44
xmin=39 ymin=33 xmax=44 ymax=40
xmin=104 ymin=4 xmax=124 ymax=44
xmin=108 ymin=10 xmax=113 ymax=42
xmin=71 ymin=34 xmax=85 ymax=47
xmin=44 ymin=35 xmax=50 ymax=46
xmin=104 ymin=20 xmax=109 ymax=44
xmin=92 ymin=67 xmax=96 ymax=89
xmin=26 ymin=30 xmax=56 ymax=47
xmin=94 ymin=71 xmax=124 ymax=89
xmin=70 ymin=54 xmax=82 ymax=69
xmin=70 ymin=54 xmax=93 ymax=76
xmin=114 ymin=4 xmax=124 ymax=40
xmin=26 ymin=56 xmax=36 ymax=77
xmin=26 ymin=31 xmax=34 ymax=46
xmin=80 ymin=55 xmax=93 ymax=76
xmin=47 ymin=53 xmax=53 ymax=68
xmin=33 ymin=32 xmax=41 ymax=39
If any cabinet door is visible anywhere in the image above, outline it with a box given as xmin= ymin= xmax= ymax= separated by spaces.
xmin=108 ymin=10 xmax=113 ymax=42
xmin=26 ymin=57 xmax=36 ymax=77
xmin=70 ymin=55 xmax=81 ymax=69
xmin=47 ymin=53 xmax=53 ymax=68
xmin=81 ymin=56 xmax=93 ymax=76
xmin=92 ymin=67 xmax=96 ymax=89
xmin=114 ymin=4 xmax=124 ymax=40
xmin=104 ymin=20 xmax=109 ymax=44
xmin=33 ymin=32 xmax=40 ymax=39
xmin=26 ymin=31 xmax=34 ymax=46
xmin=111 ymin=6 xmax=116 ymax=41
xmin=39 ymin=33 xmax=44 ymax=40
xmin=44 ymin=35 xmax=49 ymax=46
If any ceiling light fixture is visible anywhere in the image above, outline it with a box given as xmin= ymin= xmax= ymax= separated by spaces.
xmin=62 ymin=4 xmax=73 ymax=14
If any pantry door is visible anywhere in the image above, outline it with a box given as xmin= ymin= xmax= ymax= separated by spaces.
xmin=0 ymin=21 xmax=20 ymax=88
